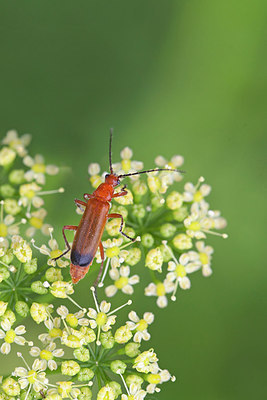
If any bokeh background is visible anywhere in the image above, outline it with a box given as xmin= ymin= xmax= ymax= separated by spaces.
xmin=0 ymin=1 xmax=266 ymax=399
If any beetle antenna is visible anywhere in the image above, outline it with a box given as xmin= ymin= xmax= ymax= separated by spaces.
xmin=118 ymin=167 xmax=185 ymax=178
xmin=109 ymin=128 xmax=114 ymax=174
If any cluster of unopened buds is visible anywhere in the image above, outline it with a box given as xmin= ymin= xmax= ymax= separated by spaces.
xmin=0 ymin=130 xmax=227 ymax=399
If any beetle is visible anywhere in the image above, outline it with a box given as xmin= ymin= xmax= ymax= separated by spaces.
xmin=54 ymin=130 xmax=182 ymax=286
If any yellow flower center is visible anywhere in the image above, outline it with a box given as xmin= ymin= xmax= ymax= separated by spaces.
xmin=121 ymin=159 xmax=131 ymax=172
xmin=199 ymin=252 xmax=209 ymax=265
xmin=0 ymin=223 xmax=8 ymax=237
xmin=27 ymin=370 xmax=37 ymax=384
xmin=175 ymin=264 xmax=186 ymax=278
xmin=26 ymin=190 xmax=36 ymax=199
xmin=66 ymin=314 xmax=78 ymax=328
xmin=115 ymin=276 xmax=128 ymax=289
xmin=32 ymin=163 xmax=46 ymax=173
xmin=96 ymin=312 xmax=107 ymax=326
xmin=50 ymin=249 xmax=62 ymax=259
xmin=136 ymin=319 xmax=148 ymax=332
xmin=40 ymin=350 xmax=53 ymax=360
xmin=29 ymin=217 xmax=43 ymax=229
xmin=193 ymin=190 xmax=203 ymax=202
xmin=128 ymin=396 xmax=134 ymax=400
xmin=189 ymin=221 xmax=201 ymax=231
xmin=156 ymin=282 xmax=166 ymax=296
xmin=49 ymin=328 xmax=62 ymax=338
xmin=106 ymin=246 xmax=120 ymax=258
xmin=147 ymin=373 xmax=161 ymax=384
xmin=67 ymin=334 xmax=80 ymax=344
xmin=5 ymin=329 xmax=16 ymax=343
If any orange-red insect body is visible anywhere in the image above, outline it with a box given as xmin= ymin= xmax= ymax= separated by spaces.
xmin=54 ymin=130 xmax=182 ymax=285
xmin=69 ymin=174 xmax=123 ymax=284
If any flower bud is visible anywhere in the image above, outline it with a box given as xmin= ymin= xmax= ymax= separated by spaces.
xmin=160 ymin=223 xmax=176 ymax=238
xmin=15 ymin=301 xmax=29 ymax=317
xmin=132 ymin=204 xmax=146 ymax=219
xmin=61 ymin=360 xmax=80 ymax=376
xmin=114 ymin=325 xmax=132 ymax=344
xmin=145 ymin=248 xmax=163 ymax=272
xmin=125 ymin=342 xmax=140 ymax=358
xmin=100 ymin=331 xmax=115 ymax=349
xmin=132 ymin=180 xmax=147 ymax=196
xmin=78 ymin=387 xmax=92 ymax=400
xmin=9 ymin=169 xmax=25 ymax=185
xmin=79 ymin=326 xmax=96 ymax=344
xmin=30 ymin=302 xmax=48 ymax=324
xmin=173 ymin=206 xmax=188 ymax=222
xmin=110 ymin=360 xmax=127 ymax=374
xmin=0 ymin=184 xmax=15 ymax=198
xmin=24 ymin=258 xmax=38 ymax=274
xmin=77 ymin=367 xmax=94 ymax=382
xmin=0 ymin=249 xmax=14 ymax=265
xmin=108 ymin=382 xmax=122 ymax=399
xmin=31 ymin=281 xmax=48 ymax=295
xmin=141 ymin=233 xmax=154 ymax=248
xmin=125 ymin=374 xmax=144 ymax=388
xmin=0 ymin=147 xmax=16 ymax=166
xmin=173 ymin=233 xmax=192 ymax=250
xmin=2 ymin=310 xmax=16 ymax=326
xmin=125 ymin=248 xmax=141 ymax=266
xmin=2 ymin=377 xmax=20 ymax=396
xmin=166 ymin=191 xmax=183 ymax=210
xmin=0 ymin=266 xmax=10 ymax=282
xmin=74 ymin=347 xmax=90 ymax=362
xmin=0 ymin=301 xmax=8 ymax=316
xmin=159 ymin=244 xmax=172 ymax=262
xmin=45 ymin=267 xmax=63 ymax=282
xmin=4 ymin=199 xmax=21 ymax=215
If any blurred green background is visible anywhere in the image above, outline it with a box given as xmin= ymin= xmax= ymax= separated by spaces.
xmin=0 ymin=1 xmax=266 ymax=399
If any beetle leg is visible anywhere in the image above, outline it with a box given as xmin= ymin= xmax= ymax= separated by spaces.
xmin=53 ymin=225 xmax=77 ymax=260
xmin=75 ymin=199 xmax=87 ymax=212
xmin=84 ymin=193 xmax=94 ymax=201
xmin=112 ymin=186 xmax=127 ymax=198
xmin=108 ymin=213 xmax=135 ymax=242
xmin=93 ymin=241 xmax=105 ymax=290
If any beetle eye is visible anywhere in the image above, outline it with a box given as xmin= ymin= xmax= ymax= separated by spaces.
xmin=105 ymin=174 xmax=110 ymax=179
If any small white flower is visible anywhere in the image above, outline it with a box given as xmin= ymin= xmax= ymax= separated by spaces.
xmin=122 ymin=383 xmax=147 ymax=400
xmin=183 ymin=177 xmax=211 ymax=205
xmin=23 ymin=154 xmax=59 ymax=184
xmin=29 ymin=342 xmax=64 ymax=371
xmin=0 ymin=322 xmax=30 ymax=355
xmin=2 ymin=129 xmax=31 ymax=157
xmin=145 ymin=280 xmax=174 ymax=308
xmin=105 ymin=266 xmax=139 ymax=297
xmin=14 ymin=356 xmax=48 ymax=392
xmin=126 ymin=311 xmax=154 ymax=343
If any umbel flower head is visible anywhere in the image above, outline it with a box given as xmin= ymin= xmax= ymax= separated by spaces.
xmin=87 ymin=147 xmax=227 ymax=308
xmin=0 ymin=290 xmax=175 ymax=399
xmin=0 ymin=129 xmax=227 ymax=400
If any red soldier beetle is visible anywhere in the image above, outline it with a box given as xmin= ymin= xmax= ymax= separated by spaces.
xmin=54 ymin=129 xmax=184 ymax=287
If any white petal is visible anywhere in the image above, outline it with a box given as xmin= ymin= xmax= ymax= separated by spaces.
xmin=142 ymin=330 xmax=151 ymax=341
xmin=128 ymin=275 xmax=140 ymax=285
xmin=105 ymin=285 xmax=118 ymax=297
xmin=30 ymin=347 xmax=41 ymax=356
xmin=1 ymin=320 xmax=11 ymax=331
xmin=48 ymin=359 xmax=57 ymax=371
xmin=120 ymin=266 xmax=130 ymax=277
xmin=14 ymin=367 xmax=27 ymax=377
xmin=179 ymin=277 xmax=191 ymax=290
xmin=122 ymin=284 xmax=134 ymax=295
xmin=133 ymin=331 xmax=142 ymax=343
xmin=87 ymin=308 xmax=97 ymax=319
xmin=15 ymin=325 xmax=26 ymax=335
xmin=128 ymin=311 xmax=139 ymax=323
xmin=100 ymin=301 xmax=111 ymax=313
xmin=109 ymin=268 xmax=120 ymax=280
xmin=144 ymin=312 xmax=154 ymax=324
xmin=53 ymin=348 xmax=64 ymax=357
xmin=1 ymin=342 xmax=11 ymax=354
xmin=19 ymin=378 xmax=29 ymax=389
xmin=157 ymin=296 xmax=168 ymax=308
